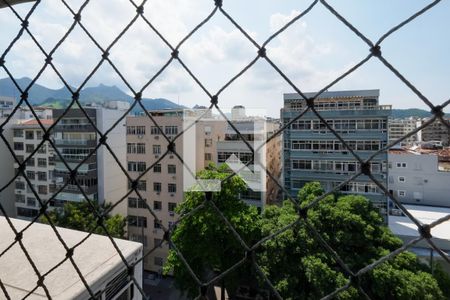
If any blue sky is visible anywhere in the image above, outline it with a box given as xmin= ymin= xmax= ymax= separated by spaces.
xmin=0 ymin=0 xmax=448 ymax=116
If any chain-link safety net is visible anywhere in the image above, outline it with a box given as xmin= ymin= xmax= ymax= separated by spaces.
xmin=0 ymin=0 xmax=449 ymax=299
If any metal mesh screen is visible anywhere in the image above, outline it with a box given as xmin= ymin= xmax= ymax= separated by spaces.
xmin=0 ymin=0 xmax=449 ymax=299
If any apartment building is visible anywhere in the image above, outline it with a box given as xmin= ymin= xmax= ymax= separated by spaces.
xmin=12 ymin=119 xmax=55 ymax=219
xmin=388 ymin=146 xmax=450 ymax=208
xmin=52 ymin=105 xmax=128 ymax=215
xmin=388 ymin=117 xmax=419 ymax=146
xmin=417 ymin=117 xmax=450 ymax=146
xmin=216 ymin=108 xmax=281 ymax=208
xmin=126 ymin=109 xmax=227 ymax=272
xmin=282 ymin=90 xmax=391 ymax=216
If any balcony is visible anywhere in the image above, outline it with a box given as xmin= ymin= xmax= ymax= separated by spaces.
xmin=53 ymin=139 xmax=96 ymax=147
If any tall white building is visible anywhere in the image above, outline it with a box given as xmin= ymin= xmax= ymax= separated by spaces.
xmin=388 ymin=117 xmax=419 ymax=146
xmin=12 ymin=119 xmax=55 ymax=219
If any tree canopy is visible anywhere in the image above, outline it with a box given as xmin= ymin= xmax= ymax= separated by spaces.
xmin=164 ymin=173 xmax=449 ymax=299
xmin=163 ymin=164 xmax=261 ymax=298
xmin=40 ymin=201 xmax=126 ymax=239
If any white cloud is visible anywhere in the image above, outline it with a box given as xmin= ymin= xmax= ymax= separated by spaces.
xmin=0 ymin=3 xmax=346 ymax=114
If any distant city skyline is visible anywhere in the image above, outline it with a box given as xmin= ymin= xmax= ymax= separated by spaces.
xmin=1 ymin=0 xmax=449 ymax=117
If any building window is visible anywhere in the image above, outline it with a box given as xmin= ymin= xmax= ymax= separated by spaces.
xmin=37 ymin=158 xmax=47 ymax=168
xmin=154 ymin=256 xmax=163 ymax=266
xmin=130 ymin=234 xmax=148 ymax=247
xmin=38 ymin=185 xmax=48 ymax=195
xmin=128 ymin=216 xmax=147 ymax=228
xmin=36 ymin=130 xmax=43 ymax=140
xmin=168 ymin=183 xmax=176 ymax=193
xmin=396 ymin=162 xmax=407 ymax=168
xmin=26 ymin=144 xmax=34 ymax=153
xmin=15 ymin=181 xmax=25 ymax=190
xmin=204 ymin=139 xmax=212 ymax=147
xmin=25 ymin=131 xmax=34 ymax=140
xmin=126 ymin=125 xmax=146 ymax=135
xmin=204 ymin=126 xmax=211 ymax=135
xmin=154 ymin=219 xmax=162 ymax=229
xmin=37 ymin=144 xmax=46 ymax=154
xmin=168 ymin=164 xmax=176 ymax=174
xmin=129 ymin=180 xmax=147 ymax=191
xmin=127 ymin=143 xmax=146 ymax=154
xmin=205 ymin=153 xmax=212 ymax=161
xmin=14 ymin=142 xmax=24 ymax=151
xmin=26 ymin=171 xmax=35 ymax=180
xmin=165 ymin=126 xmax=178 ymax=135
xmin=15 ymin=194 xmax=25 ymax=203
xmin=398 ymin=176 xmax=406 ymax=183
xmin=128 ymin=161 xmax=146 ymax=172
xmin=37 ymin=172 xmax=47 ymax=181
xmin=128 ymin=197 xmax=147 ymax=209
xmin=154 ymin=201 xmax=162 ymax=210
xmin=168 ymin=202 xmax=177 ymax=212
xmin=153 ymin=182 xmax=161 ymax=192
xmin=153 ymin=145 xmax=161 ymax=154
xmin=153 ymin=164 xmax=161 ymax=173
xmin=16 ymin=155 xmax=24 ymax=163
xmin=27 ymin=197 xmax=36 ymax=207
xmin=26 ymin=157 xmax=35 ymax=167
xmin=13 ymin=129 xmax=23 ymax=137
xmin=398 ymin=190 xmax=406 ymax=197
xmin=151 ymin=126 xmax=162 ymax=135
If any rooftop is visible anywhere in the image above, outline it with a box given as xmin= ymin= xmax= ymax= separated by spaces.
xmin=0 ymin=217 xmax=142 ymax=299
xmin=389 ymin=205 xmax=450 ymax=251
xmin=284 ymin=89 xmax=380 ymax=101
xmin=389 ymin=146 xmax=450 ymax=158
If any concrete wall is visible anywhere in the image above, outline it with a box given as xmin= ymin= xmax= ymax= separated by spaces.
xmin=388 ymin=153 xmax=450 ymax=207
xmin=0 ymin=119 xmax=17 ymax=218
xmin=97 ymin=108 xmax=128 ymax=215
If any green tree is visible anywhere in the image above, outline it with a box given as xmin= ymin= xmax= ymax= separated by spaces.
xmin=163 ymin=164 xmax=261 ymax=298
xmin=41 ymin=201 xmax=126 ymax=238
xmin=258 ymin=182 xmax=447 ymax=299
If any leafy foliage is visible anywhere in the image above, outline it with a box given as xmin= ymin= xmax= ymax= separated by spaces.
xmin=165 ymin=177 xmax=449 ymax=299
xmin=40 ymin=201 xmax=126 ymax=239
xmin=163 ymin=164 xmax=261 ymax=298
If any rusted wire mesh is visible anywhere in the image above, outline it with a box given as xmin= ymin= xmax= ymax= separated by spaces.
xmin=0 ymin=0 xmax=449 ymax=299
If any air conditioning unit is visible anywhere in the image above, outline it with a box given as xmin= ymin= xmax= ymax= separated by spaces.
xmin=170 ymin=194 xmax=174 ymax=197
xmin=138 ymin=135 xmax=144 ymax=139
xmin=169 ymin=211 xmax=175 ymax=217
xmin=155 ymin=155 xmax=159 ymax=159
xmin=172 ymin=176 xmax=176 ymax=180
xmin=169 ymin=155 xmax=174 ymax=159
xmin=154 ymin=135 xmax=159 ymax=140
xmin=156 ymin=192 xmax=160 ymax=195
xmin=152 ymin=229 xmax=158 ymax=234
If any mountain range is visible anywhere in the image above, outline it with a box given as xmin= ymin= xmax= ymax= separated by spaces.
xmin=0 ymin=77 xmax=445 ymax=118
xmin=0 ymin=77 xmax=183 ymax=111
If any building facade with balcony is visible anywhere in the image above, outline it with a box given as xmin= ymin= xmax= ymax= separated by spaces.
xmin=12 ymin=119 xmax=55 ymax=219
xmin=52 ymin=106 xmax=128 ymax=215
xmin=215 ymin=111 xmax=281 ymax=208
xmin=126 ymin=110 xmax=226 ymax=272
xmin=388 ymin=117 xmax=419 ymax=146
xmin=417 ymin=117 xmax=450 ymax=146
xmin=282 ymin=90 xmax=391 ymax=216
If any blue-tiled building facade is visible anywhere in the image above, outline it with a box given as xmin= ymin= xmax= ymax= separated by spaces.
xmin=282 ymin=90 xmax=391 ymax=216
